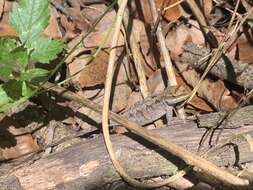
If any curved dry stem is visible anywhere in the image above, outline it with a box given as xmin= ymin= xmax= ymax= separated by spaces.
xmin=102 ymin=0 xmax=188 ymax=188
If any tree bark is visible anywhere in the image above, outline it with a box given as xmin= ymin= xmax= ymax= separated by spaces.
xmin=1 ymin=106 xmax=253 ymax=190
xmin=180 ymin=42 xmax=253 ymax=89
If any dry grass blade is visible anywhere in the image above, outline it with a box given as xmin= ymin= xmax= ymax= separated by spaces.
xmin=164 ymin=0 xmax=185 ymax=11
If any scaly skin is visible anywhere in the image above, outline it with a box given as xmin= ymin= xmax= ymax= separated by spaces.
xmin=112 ymin=86 xmax=189 ymax=126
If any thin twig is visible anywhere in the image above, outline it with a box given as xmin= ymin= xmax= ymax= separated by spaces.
xmin=227 ymin=0 xmax=240 ymax=30
xmin=123 ymin=15 xmax=150 ymax=97
xmin=164 ymin=0 xmax=185 ymax=11
xmin=129 ymin=34 xmax=149 ymax=97
xmin=149 ymin=0 xmax=177 ymax=86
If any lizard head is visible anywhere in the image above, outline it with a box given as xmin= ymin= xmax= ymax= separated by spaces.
xmin=161 ymin=85 xmax=189 ymax=105
xmin=169 ymin=86 xmax=188 ymax=96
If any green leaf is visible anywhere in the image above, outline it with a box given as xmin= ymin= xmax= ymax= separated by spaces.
xmin=30 ymin=36 xmax=65 ymax=63
xmin=0 ymin=85 xmax=12 ymax=107
xmin=2 ymin=80 xmax=23 ymax=100
xmin=22 ymin=82 xmax=36 ymax=97
xmin=9 ymin=0 xmax=50 ymax=46
xmin=0 ymin=96 xmax=29 ymax=113
xmin=0 ymin=67 xmax=12 ymax=78
xmin=19 ymin=68 xmax=49 ymax=82
xmin=0 ymin=82 xmax=36 ymax=112
xmin=0 ymin=37 xmax=17 ymax=51
xmin=0 ymin=37 xmax=18 ymax=77
xmin=0 ymin=38 xmax=28 ymax=64
xmin=12 ymin=46 xmax=29 ymax=68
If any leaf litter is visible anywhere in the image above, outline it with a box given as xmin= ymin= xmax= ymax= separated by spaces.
xmin=0 ymin=0 xmax=252 ymax=189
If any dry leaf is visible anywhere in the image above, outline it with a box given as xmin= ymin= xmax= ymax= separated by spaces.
xmin=0 ymin=12 xmax=16 ymax=37
xmin=0 ymin=116 xmax=39 ymax=160
xmin=78 ymin=50 xmax=109 ymax=87
xmin=175 ymin=69 xmax=213 ymax=112
xmin=175 ymin=62 xmax=239 ymax=111
xmin=166 ymin=20 xmax=205 ymax=58
xmin=236 ymin=34 xmax=253 ymax=63
xmin=166 ymin=24 xmax=191 ymax=58
xmin=59 ymin=12 xmax=79 ymax=41
xmin=66 ymin=7 xmax=89 ymax=31
xmin=43 ymin=6 xmax=63 ymax=40
xmin=201 ymin=0 xmax=213 ymax=17
xmin=188 ymin=20 xmax=205 ymax=45
xmin=82 ymin=4 xmax=125 ymax=49
xmin=156 ymin=0 xmax=182 ymax=22
xmin=147 ymin=69 xmax=166 ymax=94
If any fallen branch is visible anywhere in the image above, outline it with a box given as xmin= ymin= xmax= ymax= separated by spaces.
xmin=5 ymin=114 xmax=253 ymax=190
xmin=181 ymin=42 xmax=253 ymax=89
xmin=42 ymin=82 xmax=249 ymax=187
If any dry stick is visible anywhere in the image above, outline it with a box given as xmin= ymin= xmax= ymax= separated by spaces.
xmin=184 ymin=2 xmax=239 ymax=102
xmin=227 ymin=0 xmax=240 ymax=30
xmin=186 ymin=0 xmax=208 ymax=33
xmin=148 ymin=0 xmax=186 ymax=119
xmin=184 ymin=44 xmax=225 ymax=104
xmin=182 ymin=0 xmax=219 ymax=105
xmin=214 ymin=89 xmax=253 ymax=145
xmin=44 ymin=82 xmax=249 ymax=187
xmin=149 ymin=0 xmax=177 ymax=86
xmin=128 ymin=21 xmax=149 ymax=97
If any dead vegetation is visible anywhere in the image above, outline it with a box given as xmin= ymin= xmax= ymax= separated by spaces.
xmin=0 ymin=0 xmax=253 ymax=189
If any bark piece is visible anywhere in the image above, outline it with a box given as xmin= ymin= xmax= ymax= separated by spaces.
xmin=180 ymin=42 xmax=253 ymax=89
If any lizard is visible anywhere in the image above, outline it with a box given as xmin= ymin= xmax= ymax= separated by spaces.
xmin=110 ymin=85 xmax=189 ymax=127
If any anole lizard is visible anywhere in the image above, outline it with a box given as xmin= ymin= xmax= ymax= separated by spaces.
xmin=111 ymin=85 xmax=189 ymax=126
